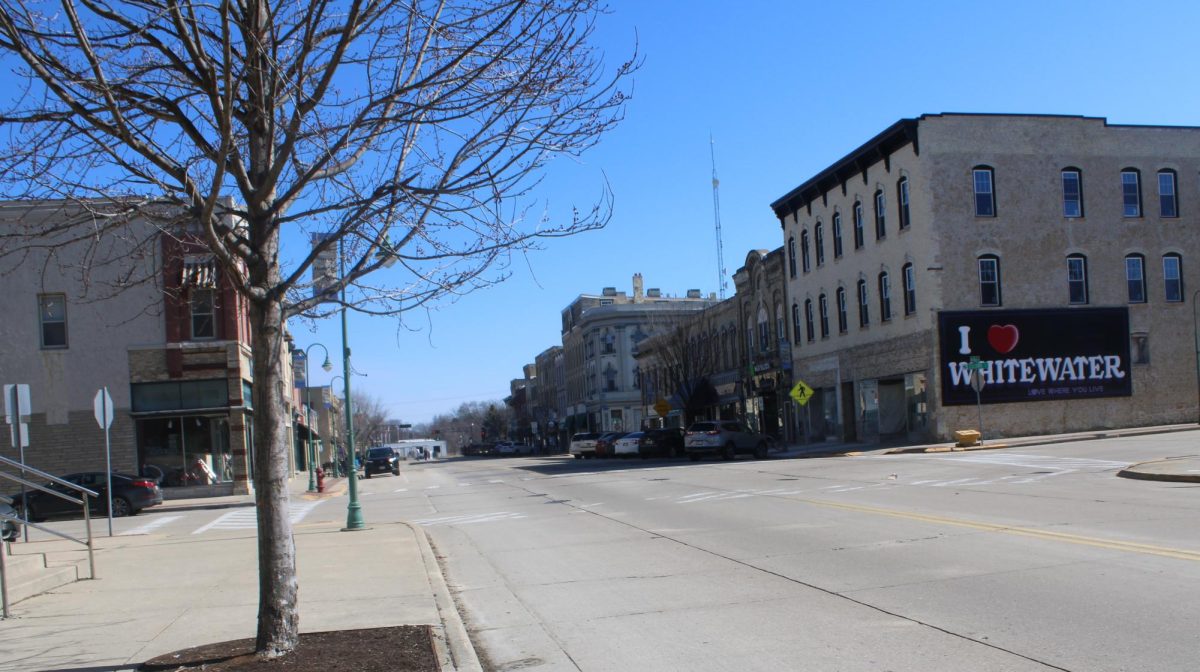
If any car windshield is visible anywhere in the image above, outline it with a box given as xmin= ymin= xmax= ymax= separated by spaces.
xmin=367 ymin=448 xmax=392 ymax=458
xmin=623 ymin=432 xmax=644 ymax=439
xmin=688 ymin=422 xmax=719 ymax=432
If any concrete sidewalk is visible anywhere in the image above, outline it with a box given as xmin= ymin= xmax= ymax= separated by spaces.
xmin=773 ymin=422 xmax=1200 ymax=482
xmin=0 ymin=477 xmax=481 ymax=672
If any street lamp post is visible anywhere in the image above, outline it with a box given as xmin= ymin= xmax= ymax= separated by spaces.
xmin=328 ymin=375 xmax=345 ymax=478
xmin=303 ymin=344 xmax=333 ymax=493
xmin=340 ymin=240 xmax=366 ymax=531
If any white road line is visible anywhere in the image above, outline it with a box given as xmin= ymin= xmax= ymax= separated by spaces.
xmin=394 ymin=488 xmax=408 ymax=492
xmin=414 ymin=512 xmax=525 ymax=527
xmin=120 ymin=515 xmax=182 ymax=536
xmin=424 ymin=485 xmax=440 ymax=490
xmin=488 ymin=479 xmax=504 ymax=484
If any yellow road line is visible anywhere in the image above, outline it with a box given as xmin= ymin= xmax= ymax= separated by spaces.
xmin=801 ymin=498 xmax=1200 ymax=562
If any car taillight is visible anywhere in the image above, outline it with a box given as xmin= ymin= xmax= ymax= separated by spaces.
xmin=131 ymin=479 xmax=156 ymax=489
xmin=704 ymin=430 xmax=720 ymax=435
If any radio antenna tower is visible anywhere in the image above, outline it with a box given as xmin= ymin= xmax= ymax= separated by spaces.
xmin=710 ymin=134 xmax=728 ymax=300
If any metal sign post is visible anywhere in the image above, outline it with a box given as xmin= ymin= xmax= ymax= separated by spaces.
xmin=5 ymin=384 xmax=31 ymax=542
xmin=967 ymin=359 xmax=987 ymax=444
xmin=93 ymin=388 xmax=115 ymax=536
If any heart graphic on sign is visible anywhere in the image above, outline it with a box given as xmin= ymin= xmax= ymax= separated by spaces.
xmin=987 ymin=324 xmax=1019 ymax=354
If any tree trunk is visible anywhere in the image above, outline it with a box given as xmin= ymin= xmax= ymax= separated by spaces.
xmin=249 ymin=295 xmax=299 ymax=657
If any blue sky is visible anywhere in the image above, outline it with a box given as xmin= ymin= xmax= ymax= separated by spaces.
xmin=281 ymin=1 xmax=1200 ymax=423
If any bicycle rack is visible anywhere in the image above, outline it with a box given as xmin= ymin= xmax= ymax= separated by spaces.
xmin=0 ymin=454 xmax=99 ymax=619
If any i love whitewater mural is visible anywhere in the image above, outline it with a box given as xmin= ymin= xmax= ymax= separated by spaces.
xmin=938 ymin=308 xmax=1132 ymax=405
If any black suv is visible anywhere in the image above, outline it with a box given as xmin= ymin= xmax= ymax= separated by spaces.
xmin=363 ymin=447 xmax=400 ymax=478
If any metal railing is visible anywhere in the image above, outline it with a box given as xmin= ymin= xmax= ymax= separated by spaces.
xmin=0 ymin=454 xmax=98 ymax=619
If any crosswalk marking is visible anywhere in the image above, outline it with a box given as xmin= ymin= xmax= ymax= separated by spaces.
xmin=192 ymin=501 xmax=322 ymax=535
xmin=414 ymin=512 xmax=525 ymax=527
xmin=120 ymin=515 xmax=182 ymax=536
xmin=933 ymin=453 xmax=1129 ymax=471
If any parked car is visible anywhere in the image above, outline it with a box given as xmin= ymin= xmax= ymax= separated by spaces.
xmin=363 ymin=446 xmax=401 ymax=478
xmin=639 ymin=427 xmax=686 ymax=459
xmin=462 ymin=443 xmax=491 ymax=456
xmin=8 ymin=472 xmax=162 ymax=520
xmin=594 ymin=432 xmax=627 ymax=458
xmin=569 ymin=432 xmax=600 ymax=459
xmin=684 ymin=421 xmax=771 ymax=461
xmin=1 ymin=499 xmax=20 ymax=541
xmin=611 ymin=432 xmax=644 ymax=457
xmin=496 ymin=442 xmax=534 ymax=456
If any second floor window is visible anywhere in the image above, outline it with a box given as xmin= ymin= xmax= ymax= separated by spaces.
xmin=1163 ymin=254 xmax=1183 ymax=302
xmin=1121 ymin=169 xmax=1142 ymax=217
xmin=878 ymin=272 xmax=892 ymax=321
xmin=815 ymin=223 xmax=825 ymax=266
xmin=902 ymin=263 xmax=916 ymax=315
xmin=836 ymin=287 xmax=848 ymax=333
xmin=191 ymin=289 xmax=216 ymax=339
xmin=39 ymin=293 xmax=67 ymax=348
xmin=804 ymin=299 xmax=815 ymax=343
xmin=1067 ymin=255 xmax=1088 ymax=305
xmin=792 ymin=303 xmax=802 ymax=345
xmin=1126 ymin=254 xmax=1146 ymax=303
xmin=973 ymin=167 xmax=995 ymax=217
xmin=857 ymin=279 xmax=869 ymax=327
xmin=1159 ymin=170 xmax=1178 ymax=218
xmin=897 ymin=177 xmax=911 ymax=229
xmin=1062 ymin=169 xmax=1083 ymax=218
xmin=978 ymin=256 xmax=1002 ymax=307
xmin=787 ymin=237 xmax=797 ymax=278
xmin=832 ymin=213 xmax=844 ymax=258
xmin=819 ymin=294 xmax=830 ymax=338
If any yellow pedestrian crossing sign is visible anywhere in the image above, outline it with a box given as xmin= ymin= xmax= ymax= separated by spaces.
xmin=789 ymin=380 xmax=814 ymax=405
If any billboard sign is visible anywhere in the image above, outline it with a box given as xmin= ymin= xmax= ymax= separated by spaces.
xmin=938 ymin=308 xmax=1131 ymax=406
xmin=311 ymin=233 xmax=338 ymax=298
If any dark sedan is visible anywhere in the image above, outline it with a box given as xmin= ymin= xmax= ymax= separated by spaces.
xmin=363 ymin=446 xmax=401 ymax=477
xmin=639 ymin=427 xmax=686 ymax=459
xmin=9 ymin=472 xmax=162 ymax=521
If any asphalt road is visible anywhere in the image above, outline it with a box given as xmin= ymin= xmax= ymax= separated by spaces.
xmin=13 ymin=433 xmax=1198 ymax=671
xmin=402 ymin=432 xmax=1199 ymax=672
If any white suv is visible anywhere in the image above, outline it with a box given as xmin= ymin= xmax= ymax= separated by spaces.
xmin=569 ymin=432 xmax=600 ymax=459
xmin=684 ymin=421 xmax=771 ymax=461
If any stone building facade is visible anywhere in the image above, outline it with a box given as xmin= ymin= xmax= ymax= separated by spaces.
xmin=560 ymin=275 xmax=715 ymax=435
xmin=772 ymin=114 xmax=1200 ymax=444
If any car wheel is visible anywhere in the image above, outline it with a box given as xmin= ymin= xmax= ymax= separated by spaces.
xmin=722 ymin=443 xmax=736 ymax=460
xmin=392 ymin=469 xmax=400 ymax=476
xmin=754 ymin=442 xmax=768 ymax=460
xmin=110 ymin=496 xmax=133 ymax=518
xmin=668 ymin=446 xmax=678 ymax=459
xmin=689 ymin=453 xmax=700 ymax=462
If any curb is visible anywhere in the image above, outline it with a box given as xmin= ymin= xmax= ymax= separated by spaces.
xmin=409 ymin=522 xmax=482 ymax=672
xmin=1117 ymin=457 xmax=1200 ymax=483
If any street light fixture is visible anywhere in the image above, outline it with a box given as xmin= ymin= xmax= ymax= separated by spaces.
xmin=303 ymin=344 xmax=333 ymax=493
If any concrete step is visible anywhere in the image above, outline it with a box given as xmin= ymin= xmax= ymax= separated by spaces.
xmin=2 ymin=547 xmax=82 ymax=606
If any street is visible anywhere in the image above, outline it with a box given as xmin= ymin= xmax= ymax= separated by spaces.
xmin=12 ymin=433 xmax=1199 ymax=671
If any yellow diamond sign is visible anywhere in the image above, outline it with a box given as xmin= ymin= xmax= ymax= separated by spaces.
xmin=654 ymin=398 xmax=671 ymax=417
xmin=789 ymin=379 xmax=814 ymax=406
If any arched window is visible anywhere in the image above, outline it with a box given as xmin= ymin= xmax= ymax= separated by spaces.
xmin=757 ymin=305 xmax=770 ymax=352
xmin=836 ymin=287 xmax=848 ymax=333
xmin=874 ymin=189 xmax=886 ymax=240
xmin=1163 ymin=253 xmax=1183 ymax=302
xmin=787 ymin=236 xmax=797 ymax=278
xmin=800 ymin=230 xmax=811 ymax=273
xmin=902 ymin=263 xmax=916 ymax=315
xmin=1062 ymin=168 xmax=1083 ymax=218
xmin=973 ymin=165 xmax=995 ymax=217
xmin=791 ymin=303 xmax=802 ymax=346
xmin=1067 ymin=254 xmax=1088 ymax=305
xmin=857 ymin=279 xmax=869 ymax=327
xmin=814 ymin=222 xmax=825 ymax=266
xmin=897 ymin=177 xmax=911 ymax=229
xmin=978 ymin=254 xmax=1002 ymax=306
xmin=878 ymin=272 xmax=892 ymax=321
xmin=1121 ymin=169 xmax=1142 ymax=217
xmin=832 ymin=213 xmax=844 ymax=258
xmin=853 ymin=201 xmax=865 ymax=249
xmin=818 ymin=293 xmax=829 ymax=338
xmin=1158 ymin=170 xmax=1178 ymax=218
xmin=1125 ymin=254 xmax=1146 ymax=303
xmin=804 ymin=299 xmax=815 ymax=343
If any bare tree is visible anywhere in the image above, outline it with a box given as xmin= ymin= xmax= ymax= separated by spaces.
xmin=350 ymin=391 xmax=388 ymax=450
xmin=639 ymin=304 xmax=729 ymax=426
xmin=0 ymin=0 xmax=632 ymax=657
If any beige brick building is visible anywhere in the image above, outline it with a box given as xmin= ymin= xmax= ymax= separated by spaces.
xmin=772 ymin=114 xmax=1200 ymax=444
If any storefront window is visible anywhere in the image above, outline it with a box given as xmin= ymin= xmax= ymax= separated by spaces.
xmin=138 ymin=415 xmax=232 ymax=487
